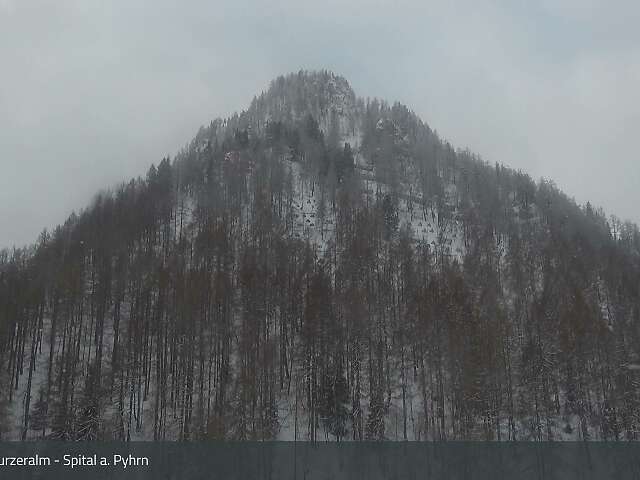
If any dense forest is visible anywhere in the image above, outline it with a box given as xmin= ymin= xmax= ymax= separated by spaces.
xmin=1 ymin=71 xmax=639 ymax=441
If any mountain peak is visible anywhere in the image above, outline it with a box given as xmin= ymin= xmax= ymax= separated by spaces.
xmin=266 ymin=70 xmax=355 ymax=111
xmin=245 ymin=70 xmax=357 ymax=135
xmin=3 ymin=68 xmax=640 ymax=443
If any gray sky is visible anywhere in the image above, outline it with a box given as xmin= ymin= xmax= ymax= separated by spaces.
xmin=1 ymin=0 xmax=639 ymax=248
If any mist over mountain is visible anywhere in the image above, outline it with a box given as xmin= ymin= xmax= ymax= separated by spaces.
xmin=1 ymin=70 xmax=639 ymax=441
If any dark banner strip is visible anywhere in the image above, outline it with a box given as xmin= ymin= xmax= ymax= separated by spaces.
xmin=0 ymin=442 xmax=639 ymax=479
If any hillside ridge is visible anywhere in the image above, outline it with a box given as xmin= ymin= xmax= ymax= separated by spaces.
xmin=1 ymin=70 xmax=639 ymax=442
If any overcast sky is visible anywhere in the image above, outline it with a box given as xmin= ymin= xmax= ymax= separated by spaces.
xmin=1 ymin=0 xmax=639 ymax=248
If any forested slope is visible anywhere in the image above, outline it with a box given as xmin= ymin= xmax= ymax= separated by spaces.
xmin=1 ymin=71 xmax=640 ymax=441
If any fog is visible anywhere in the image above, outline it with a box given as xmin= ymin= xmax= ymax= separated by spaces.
xmin=1 ymin=0 xmax=639 ymax=247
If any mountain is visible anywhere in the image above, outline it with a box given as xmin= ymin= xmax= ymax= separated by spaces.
xmin=1 ymin=70 xmax=639 ymax=441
